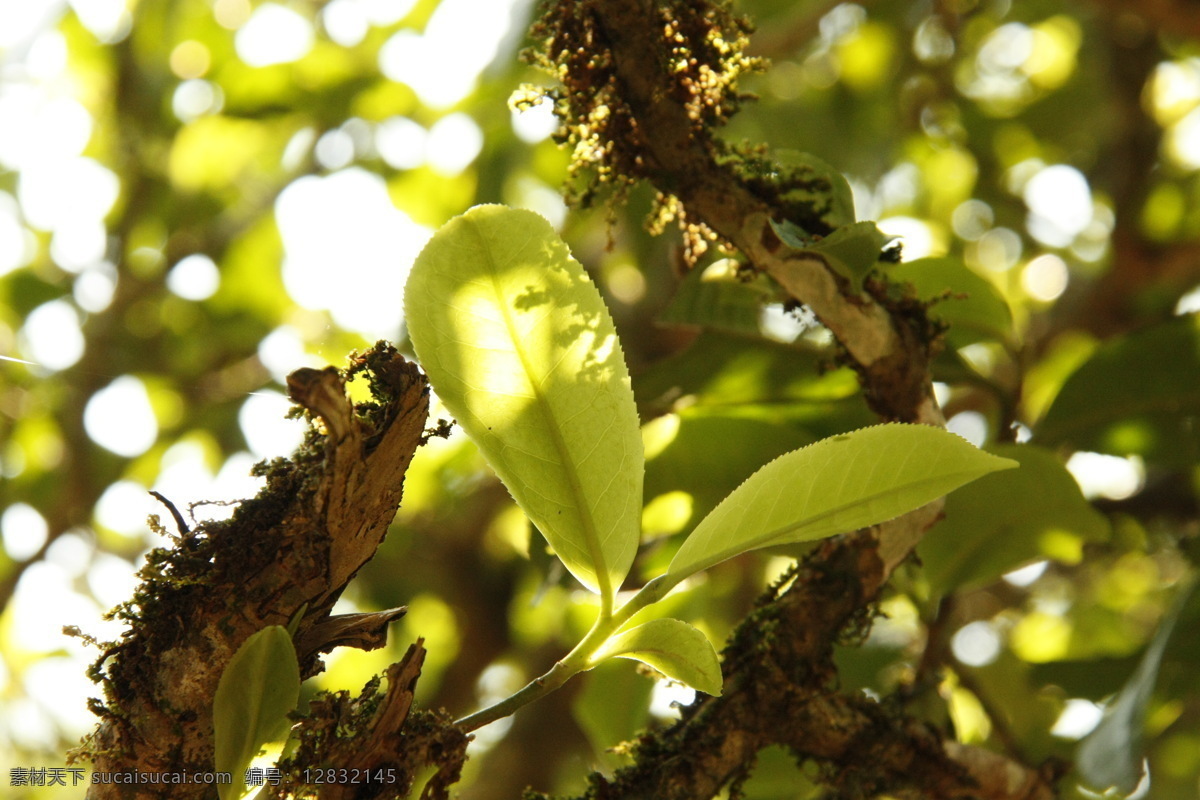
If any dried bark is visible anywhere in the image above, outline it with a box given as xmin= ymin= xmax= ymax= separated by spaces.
xmin=77 ymin=343 xmax=467 ymax=799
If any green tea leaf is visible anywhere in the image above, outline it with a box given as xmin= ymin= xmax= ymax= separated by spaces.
xmin=919 ymin=444 xmax=1109 ymax=593
xmin=889 ymin=257 xmax=1014 ymax=348
xmin=591 ymin=618 xmax=723 ymax=696
xmin=635 ymin=330 xmax=863 ymax=412
xmin=770 ymin=220 xmax=894 ymax=292
xmin=636 ymin=332 xmax=872 ymax=542
xmin=659 ymin=259 xmax=779 ymax=336
xmin=405 ymin=205 xmax=643 ymax=598
xmin=213 ymin=626 xmax=300 ymax=800
xmin=667 ymin=424 xmax=1017 ymax=582
xmin=774 ymin=150 xmax=857 ymax=228
xmin=1078 ymin=581 xmax=1197 ymax=794
xmin=1037 ymin=313 xmax=1200 ymax=467
xmin=769 ymin=218 xmax=818 ymax=250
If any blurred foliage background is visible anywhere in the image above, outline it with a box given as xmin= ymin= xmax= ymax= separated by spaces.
xmin=1 ymin=0 xmax=1199 ymax=797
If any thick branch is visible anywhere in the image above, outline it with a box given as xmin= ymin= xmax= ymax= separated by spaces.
xmin=555 ymin=0 xmax=943 ymax=427
xmin=78 ymin=345 xmax=463 ymax=799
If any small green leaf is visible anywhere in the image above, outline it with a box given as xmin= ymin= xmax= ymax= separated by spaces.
xmin=213 ymin=626 xmax=300 ymax=800
xmin=591 ymin=618 xmax=723 ymax=696
xmin=659 ymin=259 xmax=779 ymax=336
xmin=805 ymin=222 xmax=894 ymax=288
xmin=770 ymin=220 xmax=894 ymax=292
xmin=919 ymin=444 xmax=1109 ymax=593
xmin=774 ymin=150 xmax=857 ymax=228
xmin=1037 ymin=313 xmax=1200 ymax=467
xmin=667 ymin=424 xmax=1017 ymax=582
xmin=769 ymin=218 xmax=817 ymax=250
xmin=889 ymin=257 xmax=1014 ymax=348
xmin=1078 ymin=581 xmax=1197 ymax=794
xmin=405 ymin=205 xmax=643 ymax=598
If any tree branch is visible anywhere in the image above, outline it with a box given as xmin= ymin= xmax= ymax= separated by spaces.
xmin=77 ymin=344 xmax=467 ymax=799
xmin=527 ymin=2 xmax=1060 ymax=797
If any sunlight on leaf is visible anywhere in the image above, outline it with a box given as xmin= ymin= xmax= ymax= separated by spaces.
xmin=591 ymin=618 xmax=722 ymax=696
xmin=667 ymin=424 xmax=1017 ymax=582
xmin=405 ymin=205 xmax=643 ymax=600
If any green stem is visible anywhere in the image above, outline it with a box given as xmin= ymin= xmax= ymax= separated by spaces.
xmin=454 ymin=575 xmax=680 ymax=732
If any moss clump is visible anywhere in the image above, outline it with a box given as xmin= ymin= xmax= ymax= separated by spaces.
xmin=525 ymin=0 xmax=760 ymax=208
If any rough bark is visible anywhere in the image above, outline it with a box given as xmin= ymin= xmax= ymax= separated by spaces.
xmin=77 ymin=344 xmax=467 ymax=799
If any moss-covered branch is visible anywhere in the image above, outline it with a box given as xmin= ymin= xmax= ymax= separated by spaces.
xmin=77 ymin=344 xmax=466 ymax=799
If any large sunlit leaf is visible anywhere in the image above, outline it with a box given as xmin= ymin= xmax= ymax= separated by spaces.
xmin=405 ymin=205 xmax=643 ymax=597
xmin=1078 ymin=581 xmax=1197 ymax=794
xmin=919 ymin=444 xmax=1108 ymax=593
xmin=1037 ymin=313 xmax=1200 ymax=467
xmin=667 ymin=424 xmax=1017 ymax=582
xmin=591 ymin=618 xmax=723 ymax=696
xmin=213 ymin=625 xmax=300 ymax=800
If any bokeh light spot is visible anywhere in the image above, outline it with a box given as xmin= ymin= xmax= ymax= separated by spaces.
xmin=73 ymin=262 xmax=118 ymax=312
xmin=1024 ymin=164 xmax=1093 ymax=247
xmin=235 ymin=3 xmax=314 ymax=67
xmin=172 ymin=79 xmax=223 ymax=122
xmin=277 ymin=168 xmax=431 ymax=337
xmin=94 ymin=480 xmax=150 ymax=536
xmin=1066 ymin=451 xmax=1145 ymax=501
xmin=169 ymin=40 xmax=211 ymax=79
xmin=1022 ymin=254 xmax=1069 ymax=302
xmin=951 ymin=621 xmax=1002 ymax=667
xmin=1051 ymin=698 xmax=1103 ymax=739
xmin=376 ymin=116 xmax=426 ymax=169
xmin=946 ymin=411 xmax=988 ymax=446
xmin=426 ymin=113 xmax=483 ymax=176
xmin=650 ymin=678 xmax=696 ymax=720
xmin=84 ymin=376 xmax=158 ymax=457
xmin=511 ymin=95 xmax=558 ymax=143
xmin=379 ymin=0 xmax=521 ymax=109
xmin=18 ymin=157 xmax=118 ymax=233
xmin=20 ymin=299 xmax=85 ymax=371
xmin=167 ymin=254 xmax=220 ymax=301
xmin=2 ymin=503 xmax=49 ymax=561
xmin=878 ymin=216 xmax=940 ymax=260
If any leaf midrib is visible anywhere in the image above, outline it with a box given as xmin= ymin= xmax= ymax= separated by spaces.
xmin=670 ymin=466 xmax=982 ymax=579
xmin=468 ymin=218 xmax=613 ymax=603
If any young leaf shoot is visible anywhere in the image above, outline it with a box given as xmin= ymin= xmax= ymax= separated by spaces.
xmin=590 ymin=618 xmax=723 ymax=697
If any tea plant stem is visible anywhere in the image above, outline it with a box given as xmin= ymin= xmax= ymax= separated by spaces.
xmin=454 ymin=576 xmax=679 ymax=732
xmin=455 ymin=613 xmax=612 ymax=732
